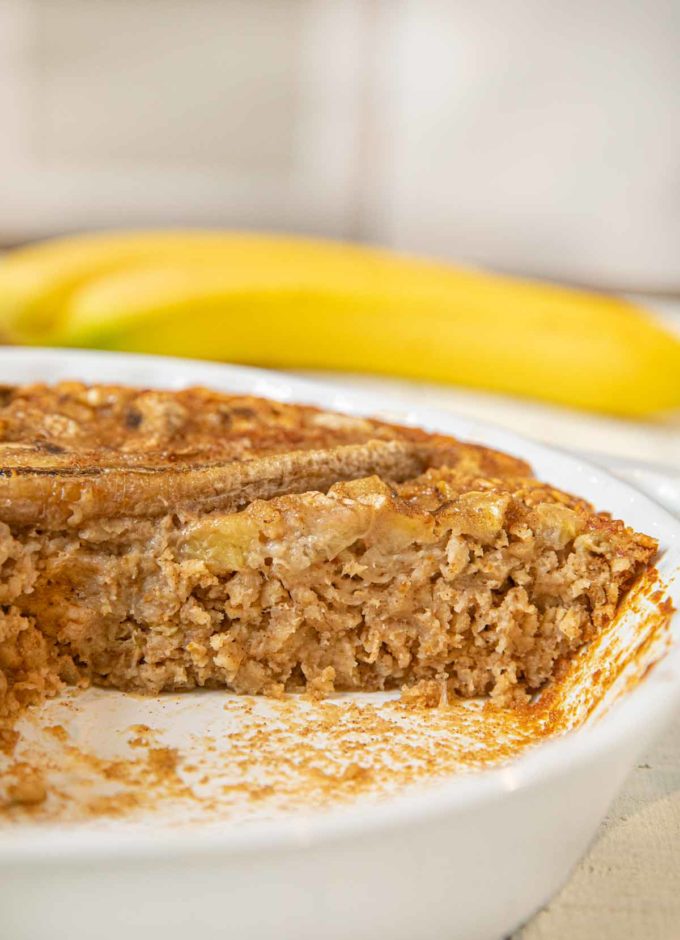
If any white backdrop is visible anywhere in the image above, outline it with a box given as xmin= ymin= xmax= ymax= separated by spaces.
xmin=0 ymin=0 xmax=678 ymax=289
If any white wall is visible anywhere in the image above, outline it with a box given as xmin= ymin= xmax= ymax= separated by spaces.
xmin=0 ymin=0 xmax=368 ymax=240
xmin=0 ymin=0 xmax=678 ymax=289
xmin=372 ymin=0 xmax=680 ymax=288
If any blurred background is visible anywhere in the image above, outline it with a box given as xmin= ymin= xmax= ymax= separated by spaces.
xmin=0 ymin=0 xmax=678 ymax=469
xmin=0 ymin=9 xmax=679 ymax=926
xmin=1 ymin=0 xmax=679 ymax=288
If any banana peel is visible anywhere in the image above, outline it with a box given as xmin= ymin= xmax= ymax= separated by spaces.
xmin=0 ymin=230 xmax=678 ymax=417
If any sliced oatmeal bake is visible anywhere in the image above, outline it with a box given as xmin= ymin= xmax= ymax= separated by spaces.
xmin=0 ymin=382 xmax=656 ymax=741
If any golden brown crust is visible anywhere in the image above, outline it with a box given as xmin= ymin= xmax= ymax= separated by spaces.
xmin=0 ymin=383 xmax=658 ymax=748
xmin=0 ymin=382 xmax=530 ymax=527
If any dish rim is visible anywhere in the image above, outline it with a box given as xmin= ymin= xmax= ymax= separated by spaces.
xmin=0 ymin=346 xmax=678 ymax=864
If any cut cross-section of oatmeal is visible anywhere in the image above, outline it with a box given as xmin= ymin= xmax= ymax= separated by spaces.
xmin=0 ymin=382 xmax=656 ymax=745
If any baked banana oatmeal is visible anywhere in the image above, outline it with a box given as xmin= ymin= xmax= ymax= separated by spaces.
xmin=0 ymin=382 xmax=656 ymax=745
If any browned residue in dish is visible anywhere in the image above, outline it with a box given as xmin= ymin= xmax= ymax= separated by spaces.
xmin=538 ymin=567 xmax=675 ymax=732
xmin=1 ymin=729 xmax=192 ymax=819
xmin=1 ymin=695 xmax=552 ymax=824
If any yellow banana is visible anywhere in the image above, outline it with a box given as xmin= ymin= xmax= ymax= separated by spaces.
xmin=0 ymin=230 xmax=354 ymax=338
xmin=0 ymin=230 xmax=678 ymax=417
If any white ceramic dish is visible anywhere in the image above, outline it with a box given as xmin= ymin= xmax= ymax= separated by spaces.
xmin=0 ymin=348 xmax=679 ymax=940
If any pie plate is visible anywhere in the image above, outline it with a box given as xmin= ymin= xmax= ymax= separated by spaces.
xmin=0 ymin=348 xmax=678 ymax=940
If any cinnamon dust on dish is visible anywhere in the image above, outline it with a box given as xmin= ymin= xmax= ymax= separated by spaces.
xmin=0 ymin=696 xmax=547 ymax=823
